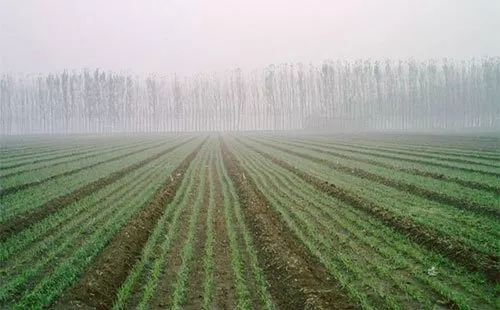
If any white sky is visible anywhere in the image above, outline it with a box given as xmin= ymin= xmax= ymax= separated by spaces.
xmin=1 ymin=0 xmax=499 ymax=75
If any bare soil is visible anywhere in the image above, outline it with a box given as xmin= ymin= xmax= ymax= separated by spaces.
xmin=149 ymin=164 xmax=208 ymax=309
xmin=210 ymin=163 xmax=239 ymax=309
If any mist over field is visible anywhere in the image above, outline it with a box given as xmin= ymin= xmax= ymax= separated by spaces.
xmin=2 ymin=0 xmax=500 ymax=74
xmin=1 ymin=58 xmax=500 ymax=134
xmin=1 ymin=0 xmax=500 ymax=134
xmin=1 ymin=2 xmax=499 ymax=310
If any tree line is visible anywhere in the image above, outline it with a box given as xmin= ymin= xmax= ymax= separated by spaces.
xmin=1 ymin=58 xmax=499 ymax=134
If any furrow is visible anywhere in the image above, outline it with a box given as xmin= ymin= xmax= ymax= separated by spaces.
xmin=272 ymin=137 xmax=500 ymax=194
xmin=238 ymin=138 xmax=500 ymax=284
xmin=221 ymin=137 xmax=355 ymax=309
xmin=0 ymin=139 xmax=172 ymax=196
xmin=52 ymin=138 xmax=205 ymax=309
xmin=0 ymin=137 xmax=196 ymax=241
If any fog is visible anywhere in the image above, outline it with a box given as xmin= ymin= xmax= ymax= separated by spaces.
xmin=1 ymin=0 xmax=500 ymax=75
xmin=1 ymin=1 xmax=499 ymax=134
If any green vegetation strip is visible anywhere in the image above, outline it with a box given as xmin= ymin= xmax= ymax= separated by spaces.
xmin=217 ymin=153 xmax=253 ymax=309
xmin=1 ymin=144 xmax=99 ymax=170
xmin=0 ymin=157 xmax=166 ymax=303
xmin=284 ymin=137 xmax=500 ymax=177
xmin=168 ymin=159 xmax=209 ymax=310
xmin=0 ymin=140 xmax=202 ymax=309
xmin=0 ymin=136 xmax=142 ymax=166
xmin=0 ymin=137 xmax=195 ymax=240
xmin=338 ymin=139 xmax=500 ymax=165
xmin=252 ymin=137 xmax=499 ymax=218
xmin=0 ymin=149 xmax=172 ymax=278
xmin=1 ymin=139 xmax=162 ymax=192
xmin=323 ymin=138 xmax=500 ymax=168
xmin=0 ymin=138 xmax=173 ymax=195
xmin=52 ymin=139 xmax=205 ymax=309
xmin=216 ymin=143 xmax=274 ymax=309
xmin=115 ymin=140 xmax=272 ymax=309
xmin=249 ymin=138 xmax=500 ymax=250
xmin=0 ymin=140 xmax=189 ymax=222
xmin=0 ymin=139 xmax=139 ymax=171
xmin=114 ymin=144 xmax=209 ymax=309
xmin=201 ymin=156 xmax=216 ymax=309
xmin=349 ymin=138 xmax=500 ymax=160
xmin=274 ymin=136 xmax=500 ymax=194
xmin=0 ymin=140 xmax=101 ymax=165
xmin=222 ymin=138 xmax=354 ymax=309
xmin=3 ymin=167 xmax=172 ymax=307
xmin=0 ymin=138 xmax=155 ymax=178
xmin=237 ymin=138 xmax=499 ymax=283
xmin=230 ymin=138 xmax=498 ymax=308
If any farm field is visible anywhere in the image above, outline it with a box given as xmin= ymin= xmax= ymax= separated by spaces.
xmin=0 ymin=133 xmax=498 ymax=309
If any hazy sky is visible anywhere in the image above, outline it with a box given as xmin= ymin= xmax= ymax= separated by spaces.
xmin=1 ymin=0 xmax=499 ymax=75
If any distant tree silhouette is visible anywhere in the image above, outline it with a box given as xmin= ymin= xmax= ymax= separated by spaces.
xmin=1 ymin=58 xmax=499 ymax=134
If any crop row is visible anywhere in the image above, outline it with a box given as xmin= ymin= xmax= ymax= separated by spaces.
xmin=227 ymin=137 xmax=498 ymax=308
xmin=336 ymin=133 xmax=500 ymax=153
xmin=0 ymin=138 xmax=202 ymax=309
xmin=0 ymin=135 xmax=148 ymax=164
xmin=0 ymin=137 xmax=194 ymax=225
xmin=1 ymin=142 xmax=106 ymax=169
xmin=1 ymin=138 xmax=96 ymax=160
xmin=323 ymin=138 xmax=500 ymax=169
xmin=301 ymin=134 xmax=500 ymax=164
xmin=252 ymin=136 xmax=499 ymax=213
xmin=0 ymin=137 xmax=158 ymax=178
xmin=1 ymin=134 xmax=497 ymax=309
xmin=263 ymin=135 xmax=500 ymax=179
xmin=236 ymin=137 xmax=499 ymax=272
xmin=280 ymin=136 xmax=500 ymax=193
xmin=0 ymin=137 xmax=167 ymax=187
xmin=338 ymin=139 xmax=500 ymax=163
xmin=113 ymin=139 xmax=272 ymax=309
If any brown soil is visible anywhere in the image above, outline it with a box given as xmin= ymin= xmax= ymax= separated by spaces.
xmin=211 ymin=162 xmax=238 ymax=309
xmin=0 ymin=138 xmax=196 ymax=241
xmin=149 ymin=164 xmax=208 ymax=309
xmin=222 ymin=169 xmax=262 ymax=308
xmin=51 ymin=140 xmax=204 ymax=310
xmin=252 ymin=139 xmax=499 ymax=218
xmin=145 ymin=195 xmax=191 ymax=309
xmin=220 ymin=138 xmax=356 ymax=309
xmin=1 ymin=158 xmax=162 ymax=265
xmin=244 ymin=140 xmax=500 ymax=284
